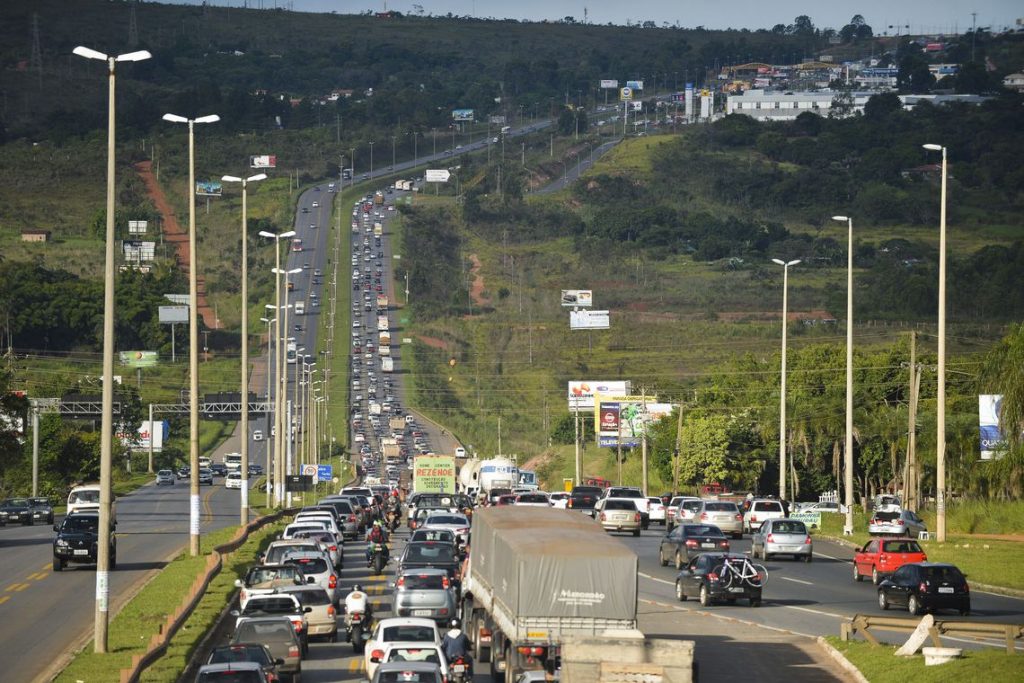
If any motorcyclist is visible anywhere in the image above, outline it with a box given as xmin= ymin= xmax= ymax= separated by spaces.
xmin=366 ymin=519 xmax=390 ymax=564
xmin=441 ymin=618 xmax=473 ymax=677
xmin=345 ymin=583 xmax=373 ymax=623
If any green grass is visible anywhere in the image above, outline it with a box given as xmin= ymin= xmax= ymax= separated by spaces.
xmin=825 ymin=636 xmax=1024 ymax=683
xmin=54 ymin=521 xmax=285 ymax=683
xmin=816 ymin=510 xmax=1024 ymax=590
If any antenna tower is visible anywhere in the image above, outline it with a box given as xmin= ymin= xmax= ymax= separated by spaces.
xmin=30 ymin=13 xmax=43 ymax=85
xmin=129 ymin=2 xmax=140 ymax=48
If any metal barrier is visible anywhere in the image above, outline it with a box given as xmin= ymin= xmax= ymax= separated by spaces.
xmin=841 ymin=613 xmax=1024 ymax=654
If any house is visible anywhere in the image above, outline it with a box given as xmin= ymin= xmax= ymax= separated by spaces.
xmin=1003 ymin=73 xmax=1024 ymax=92
xmin=20 ymin=229 xmax=51 ymax=243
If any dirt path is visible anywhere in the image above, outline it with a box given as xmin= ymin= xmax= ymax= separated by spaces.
xmin=134 ymin=160 xmax=217 ymax=329
xmin=417 ymin=335 xmax=449 ymax=350
xmin=468 ymin=254 xmax=490 ymax=306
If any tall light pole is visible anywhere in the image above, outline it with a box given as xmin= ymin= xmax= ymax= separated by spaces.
xmin=259 ymin=230 xmax=296 ymax=506
xmin=349 ymin=147 xmax=355 ymax=189
xmin=772 ymin=258 xmax=800 ymax=501
xmin=222 ymin=172 xmax=266 ymax=524
xmin=413 ymin=131 xmax=419 ymax=168
xmin=276 ymin=268 xmax=300 ymax=503
xmin=260 ymin=314 xmax=276 ymax=499
xmin=924 ymin=143 xmax=948 ymax=543
xmin=369 ymin=141 xmax=375 ymax=178
xmin=73 ymin=42 xmax=151 ymax=657
xmin=162 ymin=111 xmax=218 ymax=557
xmin=391 ymin=135 xmax=396 ymax=169
xmin=833 ymin=216 xmax=855 ymax=535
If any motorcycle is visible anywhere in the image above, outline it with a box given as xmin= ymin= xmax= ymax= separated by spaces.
xmin=386 ymin=508 xmax=401 ymax=532
xmin=344 ymin=607 xmax=370 ymax=654
xmin=368 ymin=542 xmax=388 ymax=574
xmin=448 ymin=655 xmax=473 ymax=683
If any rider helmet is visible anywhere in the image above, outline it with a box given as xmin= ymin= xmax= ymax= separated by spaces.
xmin=352 ymin=584 xmax=363 ymax=592
xmin=449 ymin=618 xmax=461 ymax=629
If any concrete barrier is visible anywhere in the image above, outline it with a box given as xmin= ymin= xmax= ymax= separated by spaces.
xmin=560 ymin=631 xmax=696 ymax=683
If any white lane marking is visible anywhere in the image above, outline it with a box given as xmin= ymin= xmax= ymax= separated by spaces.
xmin=780 ymin=576 xmax=814 ymax=586
xmin=639 ymin=598 xmax=818 ymax=639
xmin=782 ymin=604 xmax=848 ymax=619
xmin=812 ymin=551 xmax=845 ymax=561
xmin=638 ymin=572 xmax=675 ymax=586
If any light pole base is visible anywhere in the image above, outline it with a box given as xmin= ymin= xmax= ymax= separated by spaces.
xmin=842 ymin=525 xmax=854 ymax=536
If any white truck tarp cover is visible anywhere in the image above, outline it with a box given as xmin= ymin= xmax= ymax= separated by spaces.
xmin=470 ymin=507 xmax=637 ymax=621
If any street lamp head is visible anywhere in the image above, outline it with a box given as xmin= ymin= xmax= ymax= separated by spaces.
xmin=832 ymin=215 xmax=849 ymax=222
xmin=116 ymin=50 xmax=152 ymax=62
xmin=771 ymin=258 xmax=786 ymax=266
xmin=194 ymin=114 xmax=220 ymax=124
xmin=788 ymin=259 xmax=801 ymax=267
xmin=922 ymin=143 xmax=943 ymax=151
xmin=258 ymin=230 xmax=276 ymax=239
xmin=279 ymin=230 xmax=297 ymax=239
xmin=73 ymin=46 xmax=108 ymax=61
xmin=265 ymin=304 xmax=276 ymax=310
xmin=222 ymin=175 xmax=243 ymax=183
xmin=247 ymin=173 xmax=268 ymax=183
xmin=162 ymin=113 xmax=188 ymax=124
xmin=287 ymin=267 xmax=302 ymax=275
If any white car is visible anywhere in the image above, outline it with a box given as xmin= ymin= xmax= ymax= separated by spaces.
xmin=422 ymin=513 xmax=471 ymax=544
xmin=549 ymin=492 xmax=570 ymax=509
xmin=293 ymin=513 xmax=343 ymax=541
xmin=225 ymin=472 xmax=243 ymax=489
xmin=373 ymin=642 xmax=448 ymax=681
xmin=646 ymin=497 xmax=666 ymax=524
xmin=743 ymin=499 xmax=787 ymax=533
xmin=252 ymin=429 xmax=263 ymax=441
xmin=363 ymin=617 xmax=442 ymax=680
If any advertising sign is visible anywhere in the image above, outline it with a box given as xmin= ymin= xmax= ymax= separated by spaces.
xmin=570 ymin=309 xmax=609 ymax=330
xmin=159 ymin=305 xmax=189 ymax=324
xmin=195 ymin=180 xmax=222 ymax=197
xmin=285 ymin=474 xmax=313 ymax=492
xmin=979 ymin=394 xmax=1007 ymax=460
xmin=626 ymin=80 xmax=644 ymax=90
xmin=561 ymin=289 xmax=593 ymax=307
xmin=619 ymin=86 xmax=633 ymax=101
xmin=489 ymin=114 xmax=507 ymax=124
xmin=452 ymin=108 xmax=475 ymax=122
xmin=600 ymin=79 xmax=619 ymax=89
xmin=568 ymin=380 xmax=631 ymax=410
xmin=685 ymin=83 xmax=695 ymax=119
xmin=425 ymin=169 xmax=451 ymax=182
xmin=413 ymin=454 xmax=456 ymax=493
xmin=119 ymin=350 xmax=158 ymax=368
xmin=671 ymin=92 xmax=685 ymax=102
xmin=790 ymin=511 xmax=822 ymax=529
xmin=127 ymin=220 xmax=148 ymax=234
xmin=594 ymin=395 xmax=671 ymax=448
xmin=631 ymin=101 xmax=643 ymax=111
xmin=117 ymin=419 xmax=168 ymax=451
xmin=123 ymin=241 xmax=156 ymax=262
xmin=250 ymin=155 xmax=277 ymax=169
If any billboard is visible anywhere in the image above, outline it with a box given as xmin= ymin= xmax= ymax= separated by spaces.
xmin=619 ymin=86 xmax=633 ymax=101
xmin=631 ymin=100 xmax=643 ymax=111
xmin=250 ymin=155 xmax=277 ymax=169
xmin=626 ymin=80 xmax=644 ymax=90
xmin=452 ymin=108 xmax=475 ymax=122
xmin=979 ymin=394 xmax=1007 ymax=460
xmin=117 ymin=419 xmax=168 ymax=451
xmin=685 ymin=83 xmax=695 ymax=120
xmin=413 ymin=454 xmax=456 ymax=493
xmin=561 ymin=289 xmax=593 ymax=307
xmin=123 ymin=241 xmax=155 ymax=262
xmin=594 ymin=395 xmax=673 ymax=447
xmin=570 ymin=309 xmax=609 ymax=330
xmin=119 ymin=350 xmax=158 ymax=368
xmin=568 ymin=380 xmax=631 ymax=410
xmin=159 ymin=305 xmax=189 ymax=324
xmin=195 ymin=180 xmax=222 ymax=197
xmin=489 ymin=114 xmax=507 ymax=124
xmin=600 ymin=79 xmax=619 ymax=89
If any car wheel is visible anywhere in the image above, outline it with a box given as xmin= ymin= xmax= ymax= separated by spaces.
xmin=871 ymin=567 xmax=880 ymax=585
xmin=632 ymin=528 xmax=641 ymax=537
xmin=675 ymin=581 xmax=686 ymax=602
xmin=659 ymin=549 xmax=668 ymax=567
xmin=763 ymin=552 xmax=772 ymax=561
xmin=878 ymin=591 xmax=889 ymax=611
xmin=52 ymin=556 xmax=63 ymax=572
xmin=750 ymin=597 xmax=761 ymax=607
xmin=675 ymin=552 xmax=683 ymax=570
xmin=699 ymin=584 xmax=711 ymax=607
xmin=959 ymin=607 xmax=970 ymax=617
xmin=908 ymin=595 xmax=922 ymax=616
xmin=733 ymin=532 xmax=742 ymax=540
xmin=853 ymin=564 xmax=863 ymax=582
xmin=803 ymin=553 xmax=813 ymax=563
xmin=110 ymin=553 xmax=116 ymax=570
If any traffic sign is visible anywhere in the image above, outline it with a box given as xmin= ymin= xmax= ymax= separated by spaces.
xmin=316 ymin=464 xmax=333 ymax=482
xmin=425 ymin=169 xmax=451 ymax=183
xmin=301 ymin=464 xmax=317 ymax=477
xmin=619 ymin=86 xmax=633 ymax=101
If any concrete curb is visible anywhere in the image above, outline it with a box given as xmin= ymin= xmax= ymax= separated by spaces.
xmin=816 ymin=636 xmax=870 ymax=683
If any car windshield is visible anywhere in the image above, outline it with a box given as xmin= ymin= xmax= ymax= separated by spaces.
xmin=401 ymin=574 xmax=447 ymax=590
xmin=684 ymin=525 xmax=723 ymax=537
xmin=704 ymin=502 xmax=738 ymax=512
xmin=62 ymin=515 xmax=99 ymax=532
xmin=286 ymin=557 xmax=329 ymax=574
xmin=294 ymin=531 xmax=334 ymax=544
xmin=604 ymin=500 xmax=636 ymax=511
xmin=284 ymin=588 xmax=331 ymax=606
xmin=404 ymin=544 xmax=455 ymax=562
xmin=244 ymin=597 xmax=298 ymax=615
xmin=158 ymin=470 xmax=172 ymax=476
xmin=681 ymin=500 xmax=702 ymax=512
xmin=922 ymin=565 xmax=965 ymax=583
xmin=5 ymin=498 xmax=29 ymax=507
xmin=235 ymin=621 xmax=294 ymax=641
xmin=882 ymin=540 xmax=923 ymax=553
xmin=771 ymin=521 xmax=807 ymax=534
xmin=608 ymin=488 xmax=642 ymax=498
xmin=70 ymin=490 xmax=100 ymax=505
xmin=388 ymin=648 xmax=441 ymax=665
xmin=209 ymin=645 xmax=272 ymax=666
xmin=245 ymin=566 xmax=301 ymax=585
xmin=381 ymin=625 xmax=436 ymax=642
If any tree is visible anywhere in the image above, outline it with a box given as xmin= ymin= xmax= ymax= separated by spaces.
xmin=829 ymin=90 xmax=855 ymax=119
xmin=677 ymin=414 xmax=731 ymax=485
xmin=840 ymin=15 xmax=873 ymax=43
xmin=863 ymin=92 xmax=902 ymax=121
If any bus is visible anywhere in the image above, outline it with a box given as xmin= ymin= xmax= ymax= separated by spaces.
xmin=225 ymin=453 xmax=242 ymax=472
xmin=291 ymin=238 xmax=303 ymax=252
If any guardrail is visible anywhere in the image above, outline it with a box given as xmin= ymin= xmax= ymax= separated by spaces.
xmin=841 ymin=613 xmax=1024 ymax=654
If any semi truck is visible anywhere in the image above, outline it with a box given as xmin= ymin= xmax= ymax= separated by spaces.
xmin=376 ymin=294 xmax=389 ymax=309
xmin=461 ymin=507 xmax=638 ymax=681
xmin=377 ymin=315 xmax=389 ymax=332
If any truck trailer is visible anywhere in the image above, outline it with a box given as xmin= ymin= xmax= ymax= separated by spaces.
xmin=462 ymin=507 xmax=638 ymax=680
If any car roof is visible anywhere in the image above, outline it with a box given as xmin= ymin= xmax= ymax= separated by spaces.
xmin=375 ymin=660 xmax=443 ymax=671
xmin=376 ymin=617 xmax=440 ymax=628
xmin=198 ymin=661 xmax=264 ymax=672
xmin=398 ymin=566 xmax=449 ymax=576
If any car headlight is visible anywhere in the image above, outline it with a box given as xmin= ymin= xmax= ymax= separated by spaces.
xmin=56 ymin=539 xmax=68 ymax=547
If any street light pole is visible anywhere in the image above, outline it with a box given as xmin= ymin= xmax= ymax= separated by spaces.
xmin=833 ymin=216 xmax=855 ymax=535
xmin=369 ymin=141 xmax=374 ymax=178
xmin=162 ymin=110 xmax=218 ymax=557
xmin=772 ymin=258 xmax=800 ymax=501
xmin=223 ymin=173 xmax=266 ymax=524
xmin=924 ymin=143 xmax=948 ymax=543
xmin=73 ymin=42 xmax=151 ymax=657
xmin=391 ymin=135 xmax=396 ymax=169
xmin=260 ymin=315 xmax=276 ymax=499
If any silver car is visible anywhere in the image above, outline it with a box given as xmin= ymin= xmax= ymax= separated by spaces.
xmin=869 ymin=509 xmax=927 ymax=537
xmin=751 ymin=518 xmax=813 ymax=562
xmin=595 ymin=498 xmax=642 ymax=536
xmin=281 ymin=550 xmax=339 ymax=603
xmin=393 ymin=567 xmax=458 ymax=624
xmin=694 ymin=500 xmax=744 ymax=539
xmin=421 ymin=513 xmax=471 ymax=545
xmin=278 ymin=585 xmax=338 ymax=641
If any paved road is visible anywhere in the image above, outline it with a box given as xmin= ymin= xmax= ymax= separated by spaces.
xmin=0 ymin=479 xmax=251 ymax=683
xmin=535 ymin=138 xmax=621 ymax=194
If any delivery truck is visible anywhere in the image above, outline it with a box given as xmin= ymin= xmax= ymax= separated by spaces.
xmin=462 ymin=508 xmax=638 ymax=680
xmin=381 ymin=357 xmax=394 ymax=373
xmin=376 ymin=294 xmax=389 ymax=309
xmin=377 ymin=315 xmax=389 ymax=332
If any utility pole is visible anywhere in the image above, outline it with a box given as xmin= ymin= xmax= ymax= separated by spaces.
xmin=906 ymin=331 xmax=920 ymax=511
xmin=616 ymin=408 xmax=623 ymax=486
xmin=641 ymin=388 xmax=649 ymax=497
xmin=673 ymin=399 xmax=684 ymax=495
xmin=574 ymin=406 xmax=581 ymax=485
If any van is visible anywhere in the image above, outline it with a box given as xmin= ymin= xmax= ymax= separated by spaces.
xmin=67 ymin=484 xmax=116 ymax=522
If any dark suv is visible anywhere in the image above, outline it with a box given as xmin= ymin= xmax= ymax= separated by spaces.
xmin=567 ymin=486 xmax=604 ymax=517
xmin=53 ymin=511 xmax=116 ymax=572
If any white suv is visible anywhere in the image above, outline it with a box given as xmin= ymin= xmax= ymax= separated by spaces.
xmin=743 ymin=499 xmax=787 ymax=533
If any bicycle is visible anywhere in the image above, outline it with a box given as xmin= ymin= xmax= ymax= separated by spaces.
xmin=714 ymin=556 xmax=768 ymax=589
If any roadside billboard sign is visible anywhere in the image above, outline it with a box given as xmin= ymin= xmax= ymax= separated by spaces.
xmin=790 ymin=511 xmax=822 ymax=529
xmin=561 ymin=289 xmax=593 ymax=307
xmin=979 ymin=394 xmax=1007 ymax=460
xmin=195 ymin=180 xmax=222 ymax=196
xmin=570 ymin=309 xmax=609 ymax=330
xmin=123 ymin=241 xmax=155 ymax=262
xmin=452 ymin=108 xmax=475 ymax=122
xmin=250 ymin=155 xmax=277 ymax=169
xmin=425 ymin=169 xmax=451 ymax=182
xmin=119 ymin=350 xmax=158 ymax=368
xmin=619 ymin=86 xmax=633 ymax=101
xmin=413 ymin=454 xmax=456 ymax=493
xmin=626 ymin=80 xmax=644 ymax=90
xmin=600 ymin=79 xmax=619 ymax=89
xmin=159 ymin=305 xmax=189 ymax=324
xmin=127 ymin=220 xmax=148 ymax=234
xmin=317 ymin=464 xmax=333 ymax=482
xmin=594 ymin=395 xmax=672 ymax=448
xmin=568 ymin=380 xmax=631 ymax=410
xmin=631 ymin=100 xmax=643 ymax=111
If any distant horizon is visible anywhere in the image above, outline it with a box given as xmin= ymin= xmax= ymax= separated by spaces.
xmin=164 ymin=1 xmax=1022 ymax=35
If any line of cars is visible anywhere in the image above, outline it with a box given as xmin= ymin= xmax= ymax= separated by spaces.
xmin=0 ymin=496 xmax=55 ymax=526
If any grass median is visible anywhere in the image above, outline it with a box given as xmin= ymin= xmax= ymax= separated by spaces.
xmin=825 ymin=636 xmax=1022 ymax=682
xmin=55 ymin=519 xmax=285 ymax=683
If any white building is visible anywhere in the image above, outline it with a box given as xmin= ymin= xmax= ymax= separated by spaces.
xmin=725 ymin=90 xmax=988 ymax=121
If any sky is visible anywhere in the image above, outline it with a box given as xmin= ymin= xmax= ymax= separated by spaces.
xmin=184 ymin=1 xmax=1022 ymax=34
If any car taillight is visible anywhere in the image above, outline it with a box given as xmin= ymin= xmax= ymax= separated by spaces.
xmin=719 ymin=540 xmax=729 ymax=548
xmin=371 ymin=649 xmax=384 ymax=660
xmin=330 ymin=545 xmax=338 ymax=552
xmin=396 ymin=577 xmax=405 ymax=587
xmin=567 ymin=499 xmax=574 ymax=508
xmin=766 ymin=534 xmax=774 ymax=543
xmin=599 ymin=513 xmax=606 ymax=521
xmin=735 ymin=514 xmax=743 ymax=521
xmin=804 ymin=536 xmax=812 ymax=545
xmin=288 ymin=645 xmax=300 ymax=656
xmin=897 ymin=519 xmax=905 ymax=525
xmin=685 ymin=539 xmax=698 ymax=547
xmin=751 ymin=515 xmax=758 ymax=522
xmin=708 ymin=572 xmax=719 ymax=582
xmin=329 ymin=574 xmax=337 ymax=589
xmin=700 ymin=512 xmax=708 ymax=521
xmin=291 ymin=618 xmax=303 ymax=632
xmin=348 ymin=515 xmax=356 ymax=523
xmin=634 ymin=513 xmax=641 ymax=523
xmin=442 ymin=576 xmax=450 ymax=588
xmin=517 ymin=646 xmax=546 ymax=656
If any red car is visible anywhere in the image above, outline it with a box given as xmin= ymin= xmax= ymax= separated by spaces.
xmin=853 ymin=537 xmax=927 ymax=585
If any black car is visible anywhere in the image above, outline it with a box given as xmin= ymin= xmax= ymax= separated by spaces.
xmin=53 ymin=511 xmax=116 ymax=571
xmin=248 ymin=464 xmax=264 ymax=476
xmin=567 ymin=486 xmax=603 ymax=517
xmin=878 ymin=562 xmax=970 ymax=616
xmin=207 ymin=643 xmax=283 ymax=682
xmin=28 ymin=496 xmax=55 ymax=524
xmin=210 ymin=462 xmax=228 ymax=476
xmin=0 ymin=497 xmax=35 ymax=525
xmin=674 ymin=552 xmax=763 ymax=607
xmin=398 ymin=541 xmax=460 ymax=582
xmin=659 ymin=523 xmax=731 ymax=568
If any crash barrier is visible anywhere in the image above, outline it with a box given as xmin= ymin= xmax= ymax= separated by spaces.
xmin=841 ymin=613 xmax=1024 ymax=654
xmin=117 ymin=506 xmax=299 ymax=683
xmin=560 ymin=631 xmax=696 ymax=683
